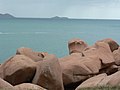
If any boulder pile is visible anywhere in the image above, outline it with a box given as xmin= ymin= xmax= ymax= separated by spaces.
xmin=0 ymin=38 xmax=120 ymax=90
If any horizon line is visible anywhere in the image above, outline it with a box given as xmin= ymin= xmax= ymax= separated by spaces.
xmin=9 ymin=16 xmax=120 ymax=20
xmin=1 ymin=13 xmax=120 ymax=20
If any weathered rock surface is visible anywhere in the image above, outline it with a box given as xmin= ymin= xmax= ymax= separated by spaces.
xmin=16 ymin=47 xmax=44 ymax=62
xmin=0 ymin=38 xmax=120 ymax=90
xmin=68 ymin=38 xmax=88 ymax=54
xmin=0 ymin=77 xmax=14 ymax=89
xmin=97 ymin=38 xmax=119 ymax=52
xmin=83 ymin=42 xmax=115 ymax=66
xmin=32 ymin=54 xmax=64 ymax=90
xmin=113 ymin=47 xmax=120 ymax=65
xmin=0 ymin=64 xmax=3 ymax=78
xmin=14 ymin=83 xmax=46 ymax=90
xmin=75 ymin=73 xmax=107 ymax=90
xmin=76 ymin=71 xmax=120 ymax=89
xmin=0 ymin=55 xmax=36 ymax=85
xmin=59 ymin=53 xmax=101 ymax=85
xmin=59 ymin=53 xmax=82 ymax=63
xmin=99 ymin=71 xmax=120 ymax=86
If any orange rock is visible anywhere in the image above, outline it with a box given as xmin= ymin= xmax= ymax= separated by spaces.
xmin=32 ymin=54 xmax=64 ymax=90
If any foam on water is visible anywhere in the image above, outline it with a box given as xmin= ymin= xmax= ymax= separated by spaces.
xmin=0 ymin=32 xmax=49 ymax=35
xmin=34 ymin=31 xmax=48 ymax=34
xmin=0 ymin=32 xmax=9 ymax=34
xmin=0 ymin=32 xmax=16 ymax=35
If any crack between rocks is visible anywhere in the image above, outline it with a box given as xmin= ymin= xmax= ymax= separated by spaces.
xmin=73 ymin=73 xmax=96 ymax=77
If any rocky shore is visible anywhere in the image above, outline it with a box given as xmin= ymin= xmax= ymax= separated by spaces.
xmin=0 ymin=38 xmax=120 ymax=90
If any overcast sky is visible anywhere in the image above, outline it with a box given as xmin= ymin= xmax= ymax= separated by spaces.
xmin=0 ymin=0 xmax=120 ymax=19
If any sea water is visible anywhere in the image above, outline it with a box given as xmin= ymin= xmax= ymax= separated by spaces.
xmin=0 ymin=18 xmax=120 ymax=63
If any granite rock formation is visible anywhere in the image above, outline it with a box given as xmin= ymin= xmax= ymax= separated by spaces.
xmin=0 ymin=38 xmax=120 ymax=90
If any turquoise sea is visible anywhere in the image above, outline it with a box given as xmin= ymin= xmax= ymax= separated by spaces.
xmin=0 ymin=18 xmax=120 ymax=63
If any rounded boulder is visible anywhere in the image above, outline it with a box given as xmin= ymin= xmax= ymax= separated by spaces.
xmin=1 ymin=55 xmax=36 ymax=85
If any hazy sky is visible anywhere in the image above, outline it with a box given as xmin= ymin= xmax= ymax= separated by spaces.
xmin=0 ymin=0 xmax=120 ymax=19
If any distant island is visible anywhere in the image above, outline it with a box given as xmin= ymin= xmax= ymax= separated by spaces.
xmin=51 ymin=16 xmax=69 ymax=19
xmin=0 ymin=13 xmax=69 ymax=19
xmin=0 ymin=13 xmax=15 ymax=19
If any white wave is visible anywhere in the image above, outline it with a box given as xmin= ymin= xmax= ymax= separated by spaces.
xmin=0 ymin=32 xmax=48 ymax=35
xmin=34 ymin=32 xmax=48 ymax=34
xmin=17 ymin=32 xmax=48 ymax=34
xmin=20 ymin=32 xmax=29 ymax=34
xmin=0 ymin=32 xmax=3 ymax=34
xmin=77 ymin=32 xmax=85 ymax=33
xmin=0 ymin=32 xmax=16 ymax=35
xmin=0 ymin=32 xmax=8 ymax=34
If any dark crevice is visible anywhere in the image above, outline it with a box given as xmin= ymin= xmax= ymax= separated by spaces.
xmin=82 ymin=53 xmax=85 ymax=57
xmin=64 ymin=81 xmax=82 ymax=90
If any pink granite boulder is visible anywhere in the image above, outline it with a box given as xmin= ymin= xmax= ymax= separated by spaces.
xmin=75 ymin=73 xmax=107 ymax=90
xmin=83 ymin=42 xmax=115 ymax=66
xmin=0 ymin=55 xmax=36 ymax=85
xmin=99 ymin=71 xmax=120 ymax=86
xmin=16 ymin=47 xmax=44 ymax=62
xmin=76 ymin=71 xmax=120 ymax=90
xmin=68 ymin=38 xmax=88 ymax=54
xmin=113 ymin=47 xmax=120 ymax=65
xmin=14 ymin=83 xmax=46 ymax=90
xmin=32 ymin=54 xmax=64 ymax=90
xmin=97 ymin=38 xmax=119 ymax=52
xmin=0 ymin=77 xmax=14 ymax=90
xmin=59 ymin=53 xmax=101 ymax=85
